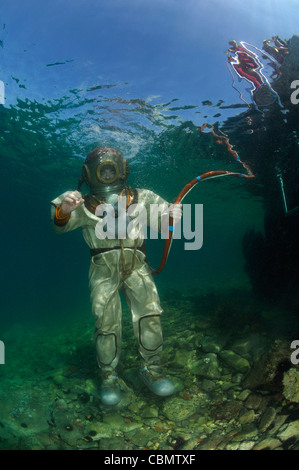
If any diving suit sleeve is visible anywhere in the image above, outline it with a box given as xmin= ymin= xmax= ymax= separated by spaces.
xmin=54 ymin=204 xmax=71 ymax=226
xmin=50 ymin=192 xmax=84 ymax=233
xmin=137 ymin=189 xmax=169 ymax=233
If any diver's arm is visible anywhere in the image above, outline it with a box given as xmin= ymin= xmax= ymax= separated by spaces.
xmin=60 ymin=190 xmax=85 ymax=214
xmin=138 ymin=189 xmax=182 ymax=233
xmin=50 ymin=191 xmax=85 ymax=233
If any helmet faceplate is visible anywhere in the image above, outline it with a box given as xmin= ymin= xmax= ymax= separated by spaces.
xmin=81 ymin=146 xmax=129 ymax=197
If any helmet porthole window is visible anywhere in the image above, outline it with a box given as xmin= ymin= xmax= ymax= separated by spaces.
xmin=96 ymin=161 xmax=119 ymax=184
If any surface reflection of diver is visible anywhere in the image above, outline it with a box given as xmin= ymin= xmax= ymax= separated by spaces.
xmin=227 ymin=39 xmax=284 ymax=108
xmin=51 ymin=146 xmax=182 ymax=406
xmin=263 ymin=36 xmax=289 ymax=64
xmin=227 ymin=40 xmax=263 ymax=92
xmin=262 ymin=36 xmax=289 ymax=80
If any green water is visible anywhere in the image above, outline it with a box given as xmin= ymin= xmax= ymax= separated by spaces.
xmin=0 ymin=90 xmax=267 ymax=331
xmin=1 ymin=44 xmax=298 ymax=450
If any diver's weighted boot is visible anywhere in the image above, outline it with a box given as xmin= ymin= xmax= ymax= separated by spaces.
xmin=139 ymin=365 xmax=174 ymax=397
xmin=100 ymin=371 xmax=121 ymax=406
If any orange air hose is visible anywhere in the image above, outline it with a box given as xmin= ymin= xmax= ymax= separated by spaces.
xmin=150 ymin=169 xmax=254 ymax=275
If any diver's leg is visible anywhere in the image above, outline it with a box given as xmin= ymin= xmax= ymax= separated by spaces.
xmin=123 ymin=258 xmax=174 ymax=397
xmin=89 ymin=254 xmax=122 ymax=405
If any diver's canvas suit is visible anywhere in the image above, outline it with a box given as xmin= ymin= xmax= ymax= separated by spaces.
xmin=50 ymin=188 xmax=168 ymax=374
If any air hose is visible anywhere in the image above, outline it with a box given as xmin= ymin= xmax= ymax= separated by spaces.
xmin=149 ymin=169 xmax=254 ymax=275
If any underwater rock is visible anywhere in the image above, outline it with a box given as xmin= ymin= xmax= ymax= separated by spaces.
xmin=171 ymin=376 xmax=185 ymax=393
xmin=244 ymin=393 xmax=269 ymax=413
xmin=277 ymin=420 xmax=299 ymax=443
xmin=162 ymin=397 xmax=198 ymax=421
xmin=230 ymin=333 xmax=268 ymax=362
xmin=55 ymin=398 xmax=68 ymax=410
xmin=87 ymin=422 xmax=114 ymax=440
xmin=173 ymin=349 xmax=196 ymax=368
xmin=282 ymin=368 xmax=299 ymax=403
xmin=127 ymin=398 xmax=147 ymax=414
xmin=258 ymin=407 xmax=277 ymax=433
xmin=51 ymin=403 xmax=85 ymax=446
xmin=84 ymin=379 xmax=98 ymax=395
xmin=238 ymin=409 xmax=256 ymax=425
xmin=100 ymin=437 xmax=133 ymax=450
xmin=181 ymin=437 xmax=202 ymax=451
xmin=237 ymin=441 xmax=256 ymax=450
xmin=123 ymin=368 xmax=145 ymax=392
xmin=101 ymin=413 xmax=142 ymax=434
xmin=242 ymin=340 xmax=291 ymax=390
xmin=102 ymin=413 xmax=127 ymax=431
xmin=218 ymin=379 xmax=235 ymax=392
xmin=0 ymin=421 xmax=18 ymax=444
xmin=49 ymin=368 xmax=67 ymax=386
xmin=253 ymin=438 xmax=282 ymax=450
xmin=177 ymin=331 xmax=201 ymax=350
xmin=210 ymin=400 xmax=243 ymax=421
xmin=0 ymin=389 xmax=53 ymax=450
xmin=191 ymin=353 xmax=220 ymax=379
xmin=232 ymin=373 xmax=244 ymax=384
xmin=196 ymin=431 xmax=227 ymax=450
xmin=219 ymin=350 xmax=251 ymax=374
xmin=201 ymin=379 xmax=217 ymax=392
xmin=125 ymin=427 xmax=155 ymax=447
xmin=231 ymin=424 xmax=258 ymax=442
xmin=237 ymin=389 xmax=251 ymax=401
xmin=268 ymin=414 xmax=289 ymax=436
xmin=141 ymin=405 xmax=159 ymax=419
xmin=201 ymin=335 xmax=229 ymax=354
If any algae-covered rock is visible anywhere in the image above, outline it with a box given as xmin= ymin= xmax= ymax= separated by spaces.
xmin=171 ymin=376 xmax=185 ymax=393
xmin=84 ymin=379 xmax=98 ymax=395
xmin=162 ymin=397 xmax=198 ymax=421
xmin=173 ymin=349 xmax=196 ymax=368
xmin=253 ymin=438 xmax=281 ymax=450
xmin=141 ymin=405 xmax=159 ymax=419
xmin=282 ymin=368 xmax=299 ymax=403
xmin=244 ymin=393 xmax=269 ymax=413
xmin=49 ymin=367 xmax=67 ymax=386
xmin=125 ymin=427 xmax=156 ymax=447
xmin=210 ymin=400 xmax=243 ymax=421
xmin=191 ymin=353 xmax=220 ymax=379
xmin=230 ymin=334 xmax=268 ymax=361
xmin=237 ymin=389 xmax=251 ymax=401
xmin=87 ymin=422 xmax=114 ymax=440
xmin=219 ymin=350 xmax=251 ymax=374
xmin=258 ymin=407 xmax=277 ymax=433
xmin=243 ymin=340 xmax=290 ymax=390
xmin=238 ymin=409 xmax=256 ymax=425
xmin=201 ymin=335 xmax=228 ymax=354
xmin=100 ymin=437 xmax=133 ymax=450
xmin=201 ymin=379 xmax=217 ymax=392
xmin=277 ymin=420 xmax=299 ymax=442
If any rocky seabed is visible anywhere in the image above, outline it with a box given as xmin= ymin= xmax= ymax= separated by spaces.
xmin=0 ymin=293 xmax=298 ymax=451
